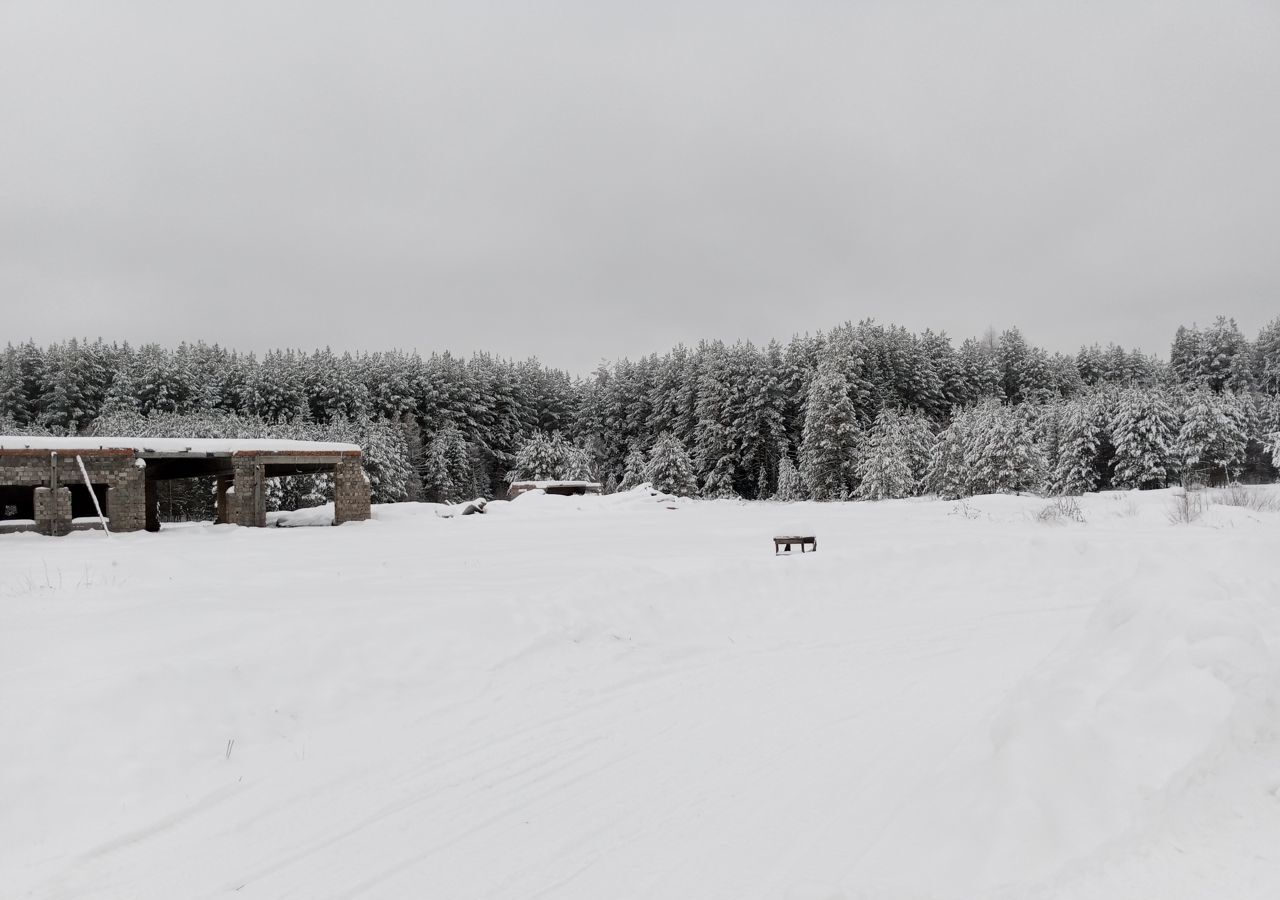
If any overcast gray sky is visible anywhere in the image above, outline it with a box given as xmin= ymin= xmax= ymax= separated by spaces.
xmin=1 ymin=1 xmax=1277 ymax=373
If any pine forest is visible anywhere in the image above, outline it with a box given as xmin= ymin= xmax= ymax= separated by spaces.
xmin=3 ymin=315 xmax=1279 ymax=517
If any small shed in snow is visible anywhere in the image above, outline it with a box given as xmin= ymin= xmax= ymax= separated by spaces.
xmin=507 ymin=480 xmax=603 ymax=500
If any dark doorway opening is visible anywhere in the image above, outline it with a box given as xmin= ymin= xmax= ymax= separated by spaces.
xmin=69 ymin=483 xmax=109 ymax=521
xmin=0 ymin=485 xmax=35 ymax=521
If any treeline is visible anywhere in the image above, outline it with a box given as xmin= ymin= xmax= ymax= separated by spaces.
xmin=2 ymin=316 xmax=1278 ymax=508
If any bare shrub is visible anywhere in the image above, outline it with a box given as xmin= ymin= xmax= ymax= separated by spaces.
xmin=1113 ymin=494 xmax=1139 ymax=518
xmin=949 ymin=500 xmax=981 ymax=520
xmin=1212 ymin=483 xmax=1280 ymax=513
xmin=1167 ymin=489 xmax=1209 ymax=525
xmin=1037 ymin=497 xmax=1086 ymax=524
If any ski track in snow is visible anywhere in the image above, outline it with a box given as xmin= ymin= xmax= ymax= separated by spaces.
xmin=2 ymin=488 xmax=1279 ymax=899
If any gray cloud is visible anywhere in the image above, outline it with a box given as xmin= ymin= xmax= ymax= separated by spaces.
xmin=2 ymin=0 xmax=1278 ymax=372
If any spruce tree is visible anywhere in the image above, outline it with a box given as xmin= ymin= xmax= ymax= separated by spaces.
xmin=900 ymin=409 xmax=937 ymax=489
xmin=1050 ymin=396 xmax=1105 ymax=495
xmin=507 ymin=431 xmax=566 ymax=482
xmin=1109 ymin=388 xmax=1179 ymax=489
xmin=957 ymin=337 xmax=1003 ymax=402
xmin=618 ymin=445 xmax=648 ymax=491
xmin=798 ymin=356 xmax=862 ymax=500
xmin=1254 ymin=317 xmax=1280 ymax=395
xmin=997 ymin=328 xmax=1032 ymax=404
xmin=1176 ymin=389 xmax=1249 ymax=485
xmin=694 ymin=342 xmax=739 ymax=498
xmin=399 ymin=413 xmax=426 ymax=502
xmin=0 ymin=341 xmax=46 ymax=425
xmin=1170 ymin=325 xmax=1207 ymax=387
xmin=423 ymin=423 xmax=475 ymax=502
xmin=643 ymin=434 xmax=698 ymax=496
xmin=562 ymin=445 xmax=594 ymax=481
xmin=928 ymin=408 xmax=977 ymax=499
xmin=772 ymin=450 xmax=804 ymax=501
xmin=967 ymin=402 xmax=1045 ymax=494
xmin=853 ymin=408 xmax=916 ymax=500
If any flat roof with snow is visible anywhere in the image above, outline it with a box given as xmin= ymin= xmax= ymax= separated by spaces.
xmin=507 ymin=480 xmax=603 ymax=499
xmin=0 ymin=437 xmax=361 ymax=456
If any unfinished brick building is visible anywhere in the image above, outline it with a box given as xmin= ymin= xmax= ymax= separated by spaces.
xmin=0 ymin=437 xmax=371 ymax=536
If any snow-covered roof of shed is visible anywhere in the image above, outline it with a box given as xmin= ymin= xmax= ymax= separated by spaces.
xmin=0 ymin=436 xmax=361 ymax=455
xmin=509 ymin=480 xmax=603 ymax=489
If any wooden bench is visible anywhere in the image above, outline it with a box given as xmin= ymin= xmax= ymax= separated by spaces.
xmin=774 ymin=535 xmax=817 ymax=554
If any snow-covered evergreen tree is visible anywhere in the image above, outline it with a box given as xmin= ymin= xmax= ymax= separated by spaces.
xmin=643 ymin=434 xmax=698 ymax=496
xmin=798 ymin=356 xmax=862 ymax=500
xmin=562 ymin=445 xmax=594 ymax=481
xmin=1109 ymin=388 xmax=1179 ymax=489
xmin=772 ymin=450 xmax=804 ymax=501
xmin=398 ymin=413 xmax=425 ymax=502
xmin=1076 ymin=344 xmax=1105 ymax=386
xmin=919 ymin=329 xmax=965 ymax=408
xmin=967 ymin=401 xmax=1045 ymax=494
xmin=1049 ymin=396 xmax=1106 ymax=495
xmin=732 ymin=341 xmax=786 ymax=498
xmin=321 ymin=416 xmax=413 ymax=503
xmin=997 ymin=328 xmax=1034 ymax=404
xmin=618 ymin=445 xmax=648 ymax=491
xmin=853 ymin=408 xmax=917 ymax=500
xmin=956 ymin=337 xmax=1003 ymax=402
xmin=900 ymin=409 xmax=937 ymax=488
xmin=244 ymin=351 xmax=308 ymax=422
xmin=0 ymin=341 xmax=47 ymax=425
xmin=423 ymin=422 xmax=476 ymax=503
xmin=508 ymin=431 xmax=566 ymax=482
xmin=927 ymin=408 xmax=977 ymax=499
xmin=1171 ymin=318 xmax=1254 ymax=393
xmin=39 ymin=340 xmax=95 ymax=434
xmin=1170 ymin=325 xmax=1207 ymax=387
xmin=1254 ymin=317 xmax=1280 ymax=396
xmin=305 ymin=349 xmax=372 ymax=423
xmin=1176 ymin=389 xmax=1250 ymax=485
xmin=694 ymin=342 xmax=739 ymax=498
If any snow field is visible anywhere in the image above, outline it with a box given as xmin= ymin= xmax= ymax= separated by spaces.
xmin=2 ymin=487 xmax=1279 ymax=899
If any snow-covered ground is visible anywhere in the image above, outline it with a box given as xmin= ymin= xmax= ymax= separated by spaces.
xmin=3 ymin=487 xmax=1279 ymax=900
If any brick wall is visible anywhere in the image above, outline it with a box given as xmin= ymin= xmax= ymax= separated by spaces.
xmin=229 ymin=456 xmax=266 ymax=528
xmin=33 ymin=486 xmax=72 ymax=536
xmin=3 ymin=448 xmax=372 ymax=534
xmin=2 ymin=451 xmax=147 ymax=535
xmin=334 ymin=457 xmax=372 ymax=524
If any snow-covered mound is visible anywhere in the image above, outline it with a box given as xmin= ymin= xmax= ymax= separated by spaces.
xmin=268 ymin=504 xmax=336 ymax=527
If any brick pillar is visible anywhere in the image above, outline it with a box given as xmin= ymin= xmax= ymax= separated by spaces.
xmin=230 ymin=456 xmax=266 ymax=527
xmin=108 ymin=458 xmax=147 ymax=533
xmin=334 ymin=456 xmax=371 ymax=524
xmin=34 ymin=486 xmax=72 ymax=537
xmin=214 ymin=476 xmax=231 ymax=525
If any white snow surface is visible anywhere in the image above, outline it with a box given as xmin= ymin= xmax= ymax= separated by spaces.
xmin=0 ymin=436 xmax=360 ymax=454
xmin=3 ymin=487 xmax=1280 ymax=900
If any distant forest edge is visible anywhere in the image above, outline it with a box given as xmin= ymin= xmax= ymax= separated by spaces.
xmin=2 ymin=316 xmax=1279 ymax=515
